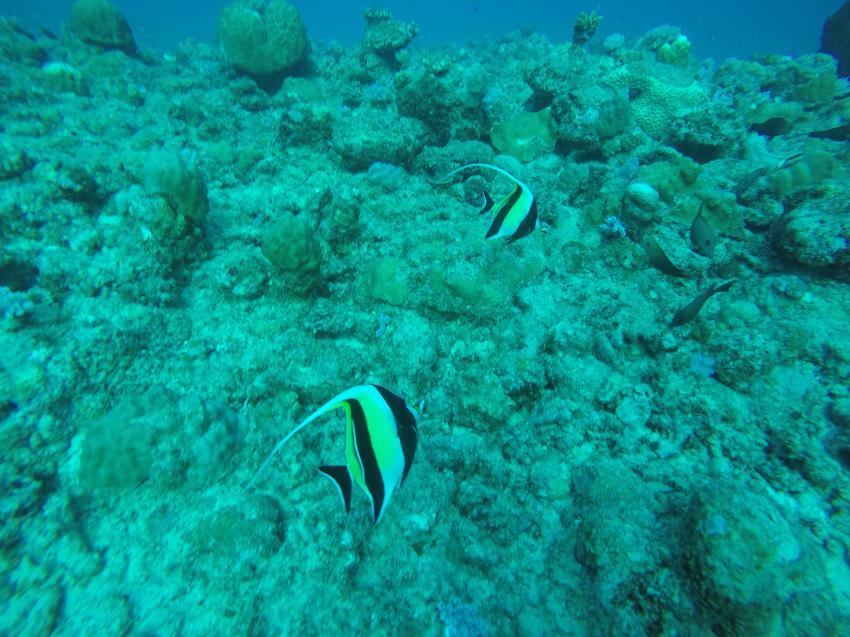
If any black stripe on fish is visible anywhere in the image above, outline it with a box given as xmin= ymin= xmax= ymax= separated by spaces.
xmin=349 ymin=398 xmax=386 ymax=522
xmin=318 ymin=465 xmax=352 ymax=513
xmin=478 ymin=191 xmax=495 ymax=215
xmin=506 ymin=198 xmax=538 ymax=244
xmin=373 ymin=384 xmax=418 ymax=485
xmin=485 ymin=185 xmax=523 ymax=240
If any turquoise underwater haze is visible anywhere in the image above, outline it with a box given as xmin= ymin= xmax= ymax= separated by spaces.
xmin=0 ymin=0 xmax=846 ymax=59
xmin=2 ymin=0 xmax=850 ymax=635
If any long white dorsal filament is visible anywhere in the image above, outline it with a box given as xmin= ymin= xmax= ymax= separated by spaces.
xmin=437 ymin=162 xmax=531 ymax=194
xmin=241 ymin=387 xmax=361 ymax=494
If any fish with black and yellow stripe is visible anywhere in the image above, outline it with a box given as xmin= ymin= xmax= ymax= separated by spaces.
xmin=439 ymin=163 xmax=538 ymax=243
xmin=243 ymin=384 xmax=419 ymax=524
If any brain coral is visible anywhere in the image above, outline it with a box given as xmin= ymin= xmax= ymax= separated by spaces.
xmin=219 ymin=0 xmax=309 ymax=77
xmin=631 ymin=75 xmax=705 ymax=140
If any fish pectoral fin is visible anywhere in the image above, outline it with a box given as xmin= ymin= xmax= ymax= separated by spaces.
xmin=478 ymin=191 xmax=494 ymax=215
xmin=318 ymin=465 xmax=353 ymax=514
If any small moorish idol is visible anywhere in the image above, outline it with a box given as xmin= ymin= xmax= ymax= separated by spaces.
xmin=439 ymin=163 xmax=538 ymax=243
xmin=243 ymin=385 xmax=419 ymax=524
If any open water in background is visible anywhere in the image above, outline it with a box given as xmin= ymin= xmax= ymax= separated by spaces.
xmin=0 ymin=0 xmax=845 ymax=61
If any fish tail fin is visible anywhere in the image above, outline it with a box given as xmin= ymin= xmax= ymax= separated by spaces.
xmin=318 ymin=465 xmax=353 ymax=513
xmin=713 ymin=280 xmax=736 ymax=295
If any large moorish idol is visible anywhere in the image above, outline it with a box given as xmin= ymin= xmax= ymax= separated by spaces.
xmin=243 ymin=385 xmax=419 ymax=524
xmin=439 ymin=162 xmax=538 ymax=244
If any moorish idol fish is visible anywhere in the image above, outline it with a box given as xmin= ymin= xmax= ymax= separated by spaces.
xmin=439 ymin=163 xmax=538 ymax=243
xmin=243 ymin=384 xmax=419 ymax=524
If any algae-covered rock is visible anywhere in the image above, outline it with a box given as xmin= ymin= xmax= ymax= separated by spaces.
xmin=278 ymin=101 xmax=333 ymax=147
xmin=359 ymin=257 xmax=410 ymax=305
xmin=0 ymin=17 xmax=46 ymax=65
xmin=332 ymin=107 xmax=428 ymax=170
xmin=261 ymin=212 xmax=322 ymax=294
xmin=0 ymin=137 xmax=32 ymax=180
xmin=187 ymin=497 xmax=283 ymax=563
xmin=770 ymin=193 xmax=850 ymax=272
xmin=142 ymin=149 xmax=209 ymax=224
xmin=69 ymin=0 xmax=137 ymax=54
xmin=73 ymin=386 xmax=245 ymax=492
xmin=416 ymin=245 xmax=546 ymax=317
xmin=571 ymin=460 xmax=657 ymax=607
xmin=219 ymin=0 xmax=309 ymax=77
xmin=685 ymin=479 xmax=805 ymax=633
xmin=41 ymin=61 xmax=89 ymax=96
xmin=490 ymin=108 xmax=556 ymax=162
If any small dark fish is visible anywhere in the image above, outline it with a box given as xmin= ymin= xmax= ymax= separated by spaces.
xmin=733 ymin=166 xmax=768 ymax=200
xmin=748 ymin=116 xmax=792 ymax=138
xmin=689 ymin=204 xmax=716 ymax=258
xmin=39 ymin=27 xmax=58 ymax=41
xmin=644 ymin=235 xmax=686 ymax=278
xmin=775 ymin=152 xmax=804 ymax=170
xmin=670 ymin=280 xmax=736 ymax=327
xmin=808 ymin=124 xmax=850 ymax=141
xmin=9 ymin=21 xmax=36 ymax=41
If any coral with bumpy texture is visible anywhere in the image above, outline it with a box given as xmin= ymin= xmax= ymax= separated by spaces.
xmin=0 ymin=137 xmax=32 ymax=180
xmin=770 ymin=193 xmax=850 ymax=271
xmin=261 ymin=212 xmax=322 ymax=294
xmin=142 ymin=149 xmax=209 ymax=224
xmin=332 ymin=107 xmax=428 ymax=170
xmin=69 ymin=0 xmax=136 ymax=54
xmin=361 ymin=8 xmax=418 ymax=57
xmin=218 ymin=0 xmax=308 ymax=77
xmin=630 ymin=74 xmax=705 ymax=140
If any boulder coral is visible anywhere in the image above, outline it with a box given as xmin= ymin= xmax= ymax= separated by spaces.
xmin=218 ymin=0 xmax=308 ymax=78
xmin=261 ymin=212 xmax=322 ymax=294
xmin=69 ymin=0 xmax=137 ymax=54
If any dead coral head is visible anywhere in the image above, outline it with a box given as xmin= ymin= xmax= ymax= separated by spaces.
xmin=572 ymin=11 xmax=603 ymax=47
xmin=361 ymin=8 xmax=419 ymax=56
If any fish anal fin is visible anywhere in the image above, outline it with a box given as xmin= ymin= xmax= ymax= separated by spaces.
xmin=318 ymin=465 xmax=353 ymax=514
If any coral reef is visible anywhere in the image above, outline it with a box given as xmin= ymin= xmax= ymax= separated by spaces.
xmin=0 ymin=4 xmax=849 ymax=636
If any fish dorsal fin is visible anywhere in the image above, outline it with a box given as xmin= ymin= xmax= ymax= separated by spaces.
xmin=318 ymin=465 xmax=353 ymax=513
xmin=241 ymin=386 xmax=366 ymax=494
xmin=437 ymin=163 xmax=532 ymax=195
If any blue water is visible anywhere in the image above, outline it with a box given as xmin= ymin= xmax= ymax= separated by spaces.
xmin=0 ymin=0 xmax=845 ymax=60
